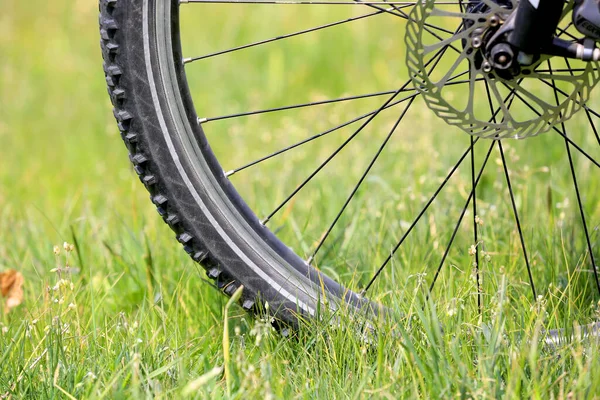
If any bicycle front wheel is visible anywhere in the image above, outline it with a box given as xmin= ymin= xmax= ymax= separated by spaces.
xmin=100 ymin=0 xmax=600 ymax=330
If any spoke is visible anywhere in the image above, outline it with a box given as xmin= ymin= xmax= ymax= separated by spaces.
xmin=306 ymin=96 xmax=417 ymax=264
xmin=362 ymin=138 xmax=478 ymax=294
xmin=486 ymin=78 xmax=513 ymax=126
xmin=199 ymin=89 xmax=399 ymax=123
xmin=224 ymin=72 xmax=475 ymax=176
xmin=485 ymin=76 xmax=536 ymax=301
xmin=583 ymin=106 xmax=600 ymax=120
xmin=498 ymin=141 xmax=537 ymax=300
xmin=563 ymin=58 xmax=600 ymax=148
xmin=555 ymin=21 xmax=579 ymax=41
xmin=364 ymin=87 xmax=519 ymax=294
xmin=428 ymin=139 xmax=495 ymax=293
xmin=208 ymin=74 xmax=478 ymax=125
xmin=184 ymin=0 xmax=417 ymax=28
xmin=477 ymin=78 xmax=500 ymax=306
xmin=470 ymin=134 xmax=482 ymax=311
xmin=423 ymin=25 xmax=473 ymax=54
xmin=537 ymin=75 xmax=596 ymax=108
xmin=261 ymin=87 xmax=407 ymax=224
xmin=225 ymin=93 xmax=417 ymax=176
xmin=562 ymin=135 xmax=600 ymax=296
xmin=380 ymin=0 xmax=459 ymax=39
xmin=183 ymin=8 xmax=390 ymax=63
xmin=534 ymin=62 xmax=600 ymax=122
xmin=352 ymin=0 xmax=424 ymax=21
xmin=534 ymin=68 xmax=590 ymax=73
xmin=499 ymin=81 xmax=600 ymax=169
xmin=547 ymin=60 xmax=600 ymax=296
xmin=584 ymin=106 xmax=600 ymax=148
xmin=350 ymin=0 xmax=466 ymax=59
xmin=554 ymin=131 xmax=600 ymax=169
xmin=260 ymin=41 xmax=454 ymax=223
xmin=501 ymin=78 xmax=554 ymax=111
xmin=183 ymin=0 xmax=459 ymax=4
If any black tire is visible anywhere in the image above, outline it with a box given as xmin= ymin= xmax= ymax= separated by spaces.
xmin=99 ymin=0 xmax=370 ymax=325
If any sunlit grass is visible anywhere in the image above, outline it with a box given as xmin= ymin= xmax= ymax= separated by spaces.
xmin=0 ymin=0 xmax=600 ymax=397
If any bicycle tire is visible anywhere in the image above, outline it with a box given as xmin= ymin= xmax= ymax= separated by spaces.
xmin=99 ymin=0 xmax=371 ymax=325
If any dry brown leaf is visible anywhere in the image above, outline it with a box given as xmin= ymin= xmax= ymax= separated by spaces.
xmin=0 ymin=269 xmax=24 ymax=313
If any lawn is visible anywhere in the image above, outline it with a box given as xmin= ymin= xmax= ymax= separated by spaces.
xmin=1 ymin=0 xmax=600 ymax=397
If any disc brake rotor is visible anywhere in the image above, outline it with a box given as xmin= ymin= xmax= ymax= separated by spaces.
xmin=405 ymin=0 xmax=600 ymax=138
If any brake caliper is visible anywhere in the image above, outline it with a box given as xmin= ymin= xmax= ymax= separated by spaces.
xmin=573 ymin=0 xmax=600 ymax=40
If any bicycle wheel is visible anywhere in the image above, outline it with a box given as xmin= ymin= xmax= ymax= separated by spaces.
xmin=99 ymin=0 xmax=600 ymax=329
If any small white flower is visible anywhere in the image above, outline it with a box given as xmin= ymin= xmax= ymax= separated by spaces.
xmin=53 ymin=246 xmax=61 ymax=256
xmin=85 ymin=371 xmax=97 ymax=381
xmin=468 ymin=245 xmax=477 ymax=256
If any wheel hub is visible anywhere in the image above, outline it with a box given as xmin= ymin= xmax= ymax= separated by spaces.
xmin=405 ymin=0 xmax=600 ymax=138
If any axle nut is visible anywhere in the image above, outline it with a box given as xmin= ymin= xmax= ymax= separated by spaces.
xmin=490 ymin=43 xmax=514 ymax=70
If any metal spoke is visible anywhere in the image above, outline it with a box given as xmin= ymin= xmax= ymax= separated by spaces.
xmin=363 ymin=87 xmax=519 ymax=294
xmin=547 ymin=60 xmax=600 ymax=296
xmin=582 ymin=105 xmax=600 ymax=120
xmin=554 ymin=130 xmax=600 ymax=169
xmin=498 ymin=141 xmax=537 ymax=300
xmin=362 ymin=138 xmax=478 ymax=294
xmin=534 ymin=69 xmax=590 ymax=73
xmin=482 ymin=78 xmax=536 ymax=300
xmin=470 ymin=134 xmax=482 ymax=310
xmin=562 ymin=135 xmax=600 ymax=296
xmin=584 ymin=107 xmax=600 ymax=148
xmin=563 ymin=58 xmax=600 ymax=148
xmin=203 ymin=76 xmax=479 ymax=123
xmin=183 ymin=8 xmax=390 ymax=63
xmin=306 ymin=96 xmax=417 ymax=264
xmin=178 ymin=0 xmax=600 ymax=312
xmin=500 ymin=80 xmax=600 ymax=169
xmin=199 ymin=89 xmax=400 ymax=123
xmin=555 ymin=21 xmax=578 ymax=41
xmin=185 ymin=0 xmax=420 ymax=25
xmin=260 ymin=41 xmax=455 ymax=223
xmin=183 ymin=0 xmax=461 ymax=4
xmin=224 ymin=92 xmax=417 ymax=177
xmin=428 ymin=140 xmax=495 ymax=293
xmin=535 ymin=70 xmax=600 ymax=122
xmin=224 ymin=73 xmax=476 ymax=177
xmin=261 ymin=88 xmax=406 ymax=224
xmin=379 ymin=0 xmax=459 ymax=42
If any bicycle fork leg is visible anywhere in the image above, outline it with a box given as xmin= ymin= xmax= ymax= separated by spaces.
xmin=508 ymin=0 xmax=566 ymax=53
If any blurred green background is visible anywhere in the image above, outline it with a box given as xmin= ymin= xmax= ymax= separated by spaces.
xmin=2 ymin=0 xmax=598 ymax=302
xmin=1 ymin=0 xmax=600 ymax=396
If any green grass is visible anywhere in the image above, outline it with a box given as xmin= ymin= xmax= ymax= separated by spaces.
xmin=1 ymin=0 xmax=600 ymax=397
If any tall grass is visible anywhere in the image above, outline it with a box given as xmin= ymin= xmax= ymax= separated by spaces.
xmin=1 ymin=0 xmax=599 ymax=397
